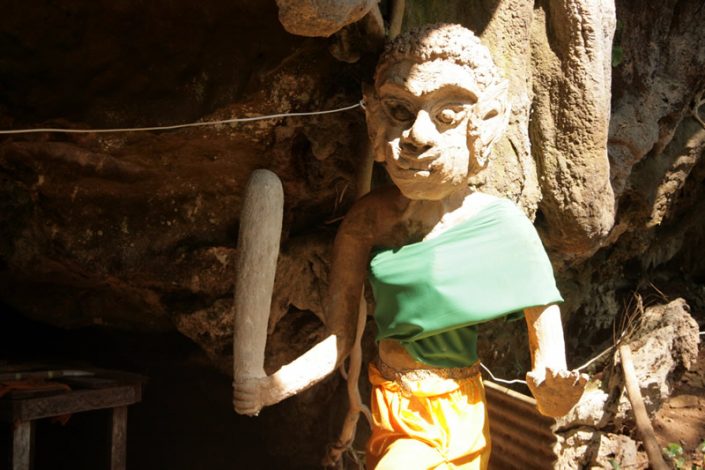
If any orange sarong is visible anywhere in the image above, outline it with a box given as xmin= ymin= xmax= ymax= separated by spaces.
xmin=366 ymin=362 xmax=491 ymax=470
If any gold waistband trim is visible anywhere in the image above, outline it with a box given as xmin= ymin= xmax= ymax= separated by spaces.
xmin=376 ymin=357 xmax=481 ymax=389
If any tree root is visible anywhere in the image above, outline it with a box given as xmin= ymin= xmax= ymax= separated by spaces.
xmin=323 ymin=289 xmax=372 ymax=468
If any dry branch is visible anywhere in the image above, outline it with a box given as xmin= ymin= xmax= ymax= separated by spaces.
xmin=619 ymin=344 xmax=668 ymax=470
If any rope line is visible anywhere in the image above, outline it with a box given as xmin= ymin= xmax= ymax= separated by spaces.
xmin=480 ymin=331 xmax=650 ymax=385
xmin=0 ymin=101 xmax=363 ymax=135
xmin=575 ymin=343 xmax=617 ymax=372
xmin=480 ymin=362 xmax=528 ymax=386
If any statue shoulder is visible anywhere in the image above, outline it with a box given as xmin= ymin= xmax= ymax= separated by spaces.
xmin=426 ymin=192 xmax=532 ymax=240
xmin=452 ymin=191 xmax=508 ymax=222
xmin=340 ymin=186 xmax=408 ymax=232
xmin=461 ymin=192 xmax=532 ymax=221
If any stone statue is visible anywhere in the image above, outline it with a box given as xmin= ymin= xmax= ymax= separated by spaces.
xmin=234 ymin=24 xmax=587 ymax=468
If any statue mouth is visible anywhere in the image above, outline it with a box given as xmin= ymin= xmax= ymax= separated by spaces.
xmin=394 ymin=152 xmax=438 ymax=171
xmin=388 ymin=163 xmax=432 ymax=180
xmin=384 ymin=145 xmax=439 ymax=180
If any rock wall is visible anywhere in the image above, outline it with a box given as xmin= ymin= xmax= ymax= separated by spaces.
xmin=1 ymin=0 xmax=704 ymax=466
xmin=0 ymin=0 xmax=367 ymax=338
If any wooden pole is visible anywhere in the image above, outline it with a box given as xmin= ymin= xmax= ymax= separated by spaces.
xmin=12 ymin=421 xmax=33 ymax=470
xmin=233 ymin=170 xmax=284 ymax=389
xmin=109 ymin=406 xmax=128 ymax=470
xmin=389 ymin=0 xmax=405 ymax=39
xmin=619 ymin=344 xmax=669 ymax=470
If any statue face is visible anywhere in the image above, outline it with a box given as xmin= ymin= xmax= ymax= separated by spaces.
xmin=373 ymin=59 xmax=481 ymax=201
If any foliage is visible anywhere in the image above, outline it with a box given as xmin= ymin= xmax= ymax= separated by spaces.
xmin=663 ymin=442 xmax=685 ymax=469
xmin=662 ymin=441 xmax=705 ymax=470
xmin=611 ymin=20 xmax=624 ymax=68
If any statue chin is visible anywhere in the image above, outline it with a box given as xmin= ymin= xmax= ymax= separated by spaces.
xmin=392 ymin=176 xmax=462 ymax=201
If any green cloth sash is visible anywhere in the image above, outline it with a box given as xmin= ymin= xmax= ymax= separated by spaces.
xmin=369 ymin=196 xmax=563 ymax=367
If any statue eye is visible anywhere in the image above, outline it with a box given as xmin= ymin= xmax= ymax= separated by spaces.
xmin=436 ymin=107 xmax=466 ymax=126
xmin=382 ymin=100 xmax=415 ymax=123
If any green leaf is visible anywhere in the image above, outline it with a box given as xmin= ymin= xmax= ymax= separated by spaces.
xmin=612 ymin=46 xmax=624 ymax=68
xmin=664 ymin=442 xmax=684 ymax=458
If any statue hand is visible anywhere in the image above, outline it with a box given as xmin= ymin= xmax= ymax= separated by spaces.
xmin=233 ymin=375 xmax=277 ymax=416
xmin=526 ymin=367 xmax=588 ymax=418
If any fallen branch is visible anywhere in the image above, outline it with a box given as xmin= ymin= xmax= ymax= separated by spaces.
xmin=619 ymin=344 xmax=668 ymax=470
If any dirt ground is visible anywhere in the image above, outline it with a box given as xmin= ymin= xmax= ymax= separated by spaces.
xmin=653 ymin=345 xmax=705 ymax=468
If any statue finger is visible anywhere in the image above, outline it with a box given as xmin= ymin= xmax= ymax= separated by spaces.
xmin=542 ymin=367 xmax=563 ymax=386
xmin=550 ymin=367 xmax=571 ymax=380
xmin=577 ymin=372 xmax=589 ymax=386
xmin=526 ymin=370 xmax=545 ymax=389
xmin=233 ymin=397 xmax=262 ymax=416
xmin=233 ymin=385 xmax=251 ymax=396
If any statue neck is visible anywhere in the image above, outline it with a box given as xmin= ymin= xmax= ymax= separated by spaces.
xmin=402 ymin=186 xmax=473 ymax=236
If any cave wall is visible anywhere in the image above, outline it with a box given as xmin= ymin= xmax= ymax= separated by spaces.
xmin=1 ymin=0 xmax=704 ymax=467
xmin=0 ymin=0 xmax=367 ymax=338
xmin=561 ymin=0 xmax=705 ymax=356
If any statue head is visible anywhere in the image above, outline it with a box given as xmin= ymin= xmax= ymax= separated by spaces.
xmin=364 ymin=24 xmax=510 ymax=200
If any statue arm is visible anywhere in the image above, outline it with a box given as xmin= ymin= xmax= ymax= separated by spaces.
xmin=326 ymin=221 xmax=372 ymax=362
xmin=523 ymin=304 xmax=588 ymax=417
xmin=524 ymin=304 xmax=568 ymax=371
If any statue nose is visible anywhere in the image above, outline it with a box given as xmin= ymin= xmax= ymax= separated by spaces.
xmin=401 ymin=110 xmax=435 ymax=154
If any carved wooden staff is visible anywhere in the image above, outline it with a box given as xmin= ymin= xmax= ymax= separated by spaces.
xmin=232 ymin=170 xmax=283 ymax=393
xmin=233 ymin=170 xmax=338 ymax=417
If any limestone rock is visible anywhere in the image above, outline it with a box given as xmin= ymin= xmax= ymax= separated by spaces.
xmin=608 ymin=0 xmax=705 ymax=201
xmin=468 ymin=0 xmax=542 ymax=219
xmin=613 ymin=298 xmax=700 ymax=418
xmin=591 ymin=432 xmax=646 ymax=469
xmin=275 ymin=0 xmax=377 ymax=37
xmin=555 ymin=388 xmax=611 ymax=430
xmin=554 ymin=428 xmax=595 ymax=470
xmin=555 ymin=299 xmax=699 ymax=469
xmin=530 ymin=0 xmax=616 ymax=256
xmin=555 ymin=427 xmax=647 ymax=470
xmin=174 ymin=234 xmax=333 ymax=372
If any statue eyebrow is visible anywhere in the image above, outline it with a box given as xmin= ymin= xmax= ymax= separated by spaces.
xmin=378 ymin=82 xmax=415 ymax=99
xmin=426 ymin=85 xmax=479 ymax=103
xmin=379 ymin=82 xmax=478 ymax=103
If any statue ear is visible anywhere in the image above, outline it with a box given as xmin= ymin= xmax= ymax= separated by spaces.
xmin=362 ymin=82 xmax=387 ymax=163
xmin=479 ymin=97 xmax=510 ymax=150
xmin=467 ymin=80 xmax=511 ymax=170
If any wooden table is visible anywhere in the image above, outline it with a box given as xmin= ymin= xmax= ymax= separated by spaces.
xmin=0 ymin=373 xmax=142 ymax=470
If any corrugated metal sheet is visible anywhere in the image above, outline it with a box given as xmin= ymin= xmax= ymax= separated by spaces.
xmin=485 ymin=380 xmax=557 ymax=469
